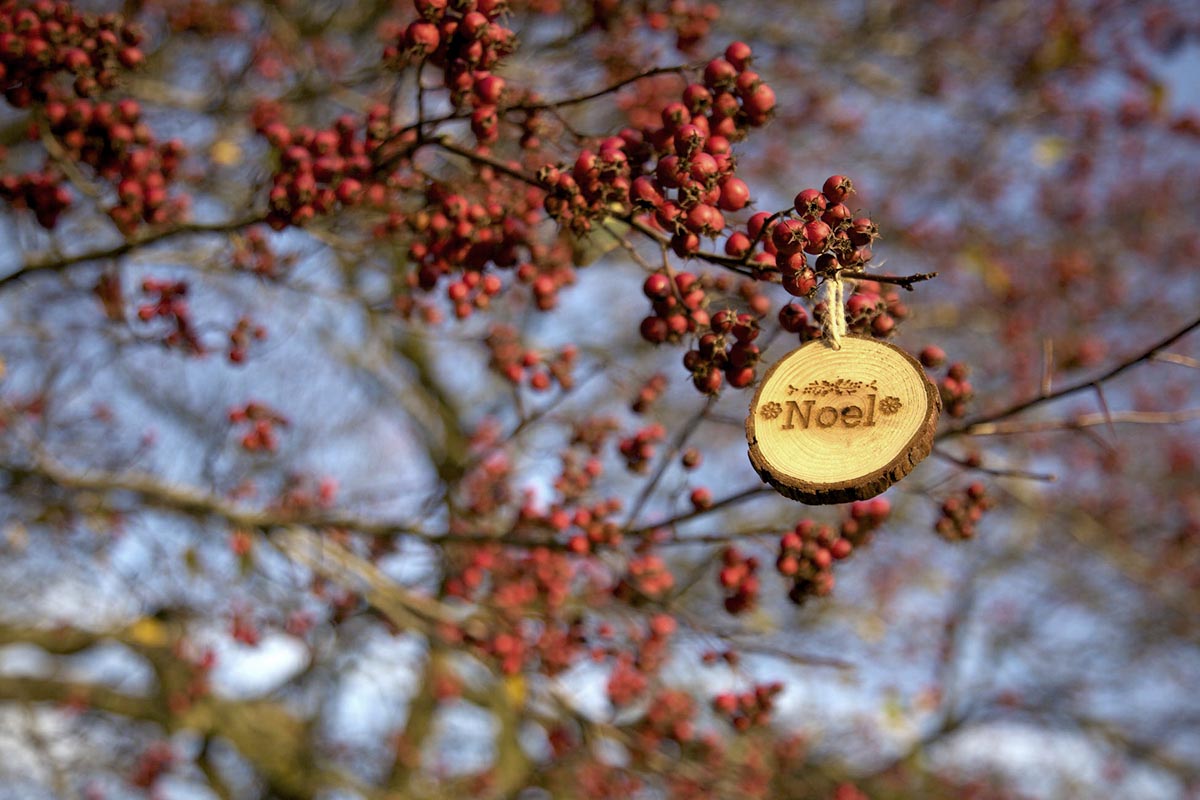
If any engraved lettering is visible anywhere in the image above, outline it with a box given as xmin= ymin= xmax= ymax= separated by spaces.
xmin=781 ymin=399 xmax=814 ymax=430
xmin=774 ymin=394 xmax=888 ymax=430
xmin=842 ymin=405 xmax=863 ymax=427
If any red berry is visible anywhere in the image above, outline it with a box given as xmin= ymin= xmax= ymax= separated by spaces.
xmin=802 ymin=220 xmax=832 ymax=254
xmin=822 ymin=175 xmax=854 ymax=204
xmin=724 ymin=41 xmax=752 ymax=71
xmin=793 ymin=188 xmax=826 ymax=221
xmin=643 ymin=273 xmax=672 ymax=300
xmin=717 ymin=176 xmax=750 ymax=211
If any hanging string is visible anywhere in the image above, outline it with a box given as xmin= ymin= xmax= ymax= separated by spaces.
xmin=820 ymin=273 xmax=847 ymax=349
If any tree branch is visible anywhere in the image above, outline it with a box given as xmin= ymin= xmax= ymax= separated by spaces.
xmin=940 ymin=315 xmax=1200 ymax=440
xmin=0 ymin=215 xmax=266 ymax=293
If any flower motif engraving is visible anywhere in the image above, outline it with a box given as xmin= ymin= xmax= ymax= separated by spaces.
xmin=799 ymin=378 xmax=878 ymax=397
xmin=880 ymin=396 xmax=902 ymax=415
xmin=759 ymin=401 xmax=783 ymax=420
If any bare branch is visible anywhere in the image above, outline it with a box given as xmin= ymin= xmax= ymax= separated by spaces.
xmin=838 ymin=269 xmax=939 ymax=290
xmin=0 ymin=215 xmax=267 ymax=293
xmin=961 ymin=407 xmax=1200 ymax=436
xmin=932 ymin=449 xmax=1057 ymax=481
xmin=941 ymin=315 xmax=1200 ymax=439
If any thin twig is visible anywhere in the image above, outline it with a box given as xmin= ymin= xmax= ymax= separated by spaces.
xmin=1151 ymin=351 xmax=1200 ymax=369
xmin=940 ymin=315 xmax=1200 ymax=439
xmin=0 ymin=215 xmax=266 ymax=292
xmin=837 ymin=269 xmax=939 ymax=290
xmin=1041 ymin=338 xmax=1054 ymax=396
xmin=622 ymin=396 xmax=715 ymax=530
xmin=628 ymin=485 xmax=773 ymax=537
xmin=961 ymin=407 xmax=1200 ymax=436
xmin=932 ymin=448 xmax=1057 ymax=481
xmin=1091 ymin=381 xmax=1119 ymax=449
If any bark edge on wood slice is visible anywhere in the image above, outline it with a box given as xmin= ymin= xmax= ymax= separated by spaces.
xmin=746 ymin=336 xmax=940 ymax=504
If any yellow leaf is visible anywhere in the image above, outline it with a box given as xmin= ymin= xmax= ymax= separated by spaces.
xmin=882 ymin=689 xmax=911 ymax=733
xmin=1033 ymin=136 xmax=1067 ymax=168
xmin=1148 ymin=81 xmax=1168 ymax=116
xmin=856 ymin=613 xmax=886 ymax=643
xmin=127 ymin=617 xmax=169 ymax=647
xmin=502 ymin=673 xmax=526 ymax=707
xmin=4 ymin=521 xmax=27 ymax=553
xmin=211 ymin=139 xmax=243 ymax=167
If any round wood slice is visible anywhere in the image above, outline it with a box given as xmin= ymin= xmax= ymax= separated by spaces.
xmin=746 ymin=336 xmax=940 ymax=504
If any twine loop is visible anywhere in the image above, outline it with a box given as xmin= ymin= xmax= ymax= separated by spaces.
xmin=820 ymin=273 xmax=847 ymax=349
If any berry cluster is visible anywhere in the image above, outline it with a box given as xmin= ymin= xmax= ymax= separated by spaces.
xmin=485 ymin=325 xmax=578 ymax=391
xmin=0 ymin=2 xmax=143 ymax=108
xmin=935 ymin=482 xmax=993 ymax=541
xmin=165 ymin=645 xmax=215 ymax=716
xmin=42 ymin=97 xmax=188 ymax=232
xmin=166 ymin=0 xmax=247 ymax=36
xmin=544 ymin=42 xmax=773 ymax=255
xmin=632 ymin=45 xmax=774 ymax=255
xmin=937 ymin=360 xmax=974 ymax=418
xmin=540 ymin=136 xmax=634 ymax=235
xmin=618 ymin=422 xmax=666 ymax=473
xmin=383 ymin=0 xmax=515 ymax=120
xmin=777 ymin=301 xmax=821 ymax=342
xmin=227 ymin=401 xmax=289 ymax=453
xmin=564 ymin=506 xmax=622 ymax=554
xmin=591 ymin=0 xmax=719 ymax=54
xmin=444 ymin=545 xmax=583 ymax=675
xmin=603 ymin=613 xmax=676 ymax=706
xmin=227 ymin=316 xmax=266 ymax=364
xmin=130 ymin=741 xmax=174 ymax=789
xmin=446 ymin=267 xmax=502 ymax=318
xmin=777 ymin=499 xmax=890 ymax=604
xmin=550 ymin=453 xmax=608 ymax=502
xmin=229 ymin=608 xmax=261 ymax=646
xmin=232 ymin=228 xmax=291 ymax=280
xmin=843 ymin=280 xmax=908 ymax=338
xmin=0 ymin=169 xmax=71 ymax=228
xmin=639 ymin=270 xmax=711 ymax=345
xmin=729 ymin=175 xmax=881 ymax=302
xmin=606 ymin=652 xmax=649 ymax=707
xmin=712 ymin=681 xmax=783 ymax=732
xmin=682 ymin=307 xmax=761 ymax=393
xmin=259 ymin=109 xmax=391 ymax=229
xmin=520 ymin=488 xmax=623 ymax=555
xmin=771 ymin=176 xmax=875 ymax=266
xmin=456 ymin=451 xmax=512 ymax=517
xmin=404 ymin=181 xmax=553 ymax=309
xmin=631 ymin=372 xmax=668 ymax=414
xmin=273 ymin=474 xmax=339 ymax=513
xmin=638 ymin=687 xmax=696 ymax=745
xmin=717 ymin=545 xmax=759 ymax=614
xmin=136 ymin=278 xmax=202 ymax=354
xmin=614 ymin=552 xmax=676 ymax=602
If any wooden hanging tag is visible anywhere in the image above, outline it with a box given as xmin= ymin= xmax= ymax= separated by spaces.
xmin=746 ymin=336 xmax=940 ymax=504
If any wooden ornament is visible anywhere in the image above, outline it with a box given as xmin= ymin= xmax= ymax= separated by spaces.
xmin=746 ymin=336 xmax=940 ymax=504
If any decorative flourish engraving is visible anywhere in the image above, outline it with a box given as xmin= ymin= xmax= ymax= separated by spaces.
xmin=759 ymin=401 xmax=783 ymax=420
xmin=799 ymin=378 xmax=878 ymax=397
xmin=880 ymin=396 xmax=902 ymax=415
